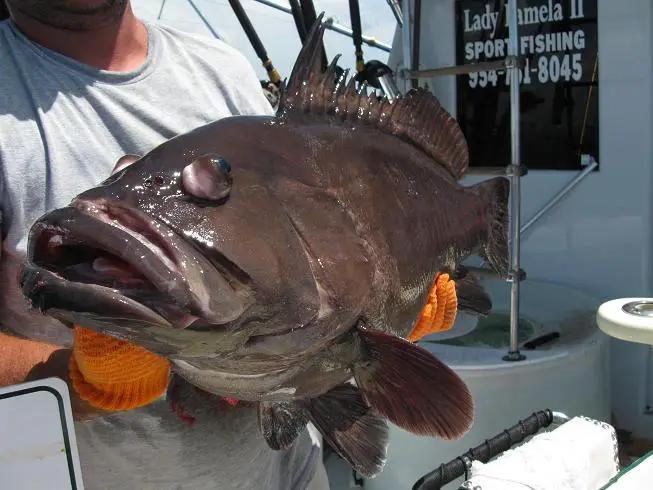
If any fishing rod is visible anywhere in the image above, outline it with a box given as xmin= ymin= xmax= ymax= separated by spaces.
xmin=0 ymin=0 xmax=9 ymax=21
xmin=346 ymin=0 xmax=400 ymax=100
xmin=299 ymin=0 xmax=328 ymax=71
xmin=348 ymin=0 xmax=365 ymax=76
xmin=288 ymin=0 xmax=308 ymax=44
xmin=250 ymin=0 xmax=392 ymax=53
xmin=411 ymin=0 xmax=422 ymax=89
xmin=227 ymin=0 xmax=281 ymax=85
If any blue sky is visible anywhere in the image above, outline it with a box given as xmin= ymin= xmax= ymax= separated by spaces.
xmin=131 ymin=0 xmax=398 ymax=81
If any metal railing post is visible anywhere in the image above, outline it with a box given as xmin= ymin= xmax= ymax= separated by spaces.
xmin=503 ymin=0 xmax=526 ymax=362
xmin=401 ymin=0 xmax=413 ymax=93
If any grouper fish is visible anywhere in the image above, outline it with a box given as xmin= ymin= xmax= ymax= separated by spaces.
xmin=19 ymin=15 xmax=510 ymax=477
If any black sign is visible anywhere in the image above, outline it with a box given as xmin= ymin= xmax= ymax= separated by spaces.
xmin=455 ymin=0 xmax=599 ymax=171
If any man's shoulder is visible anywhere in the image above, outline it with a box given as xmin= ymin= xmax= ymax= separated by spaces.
xmin=0 ymin=22 xmax=37 ymax=124
xmin=149 ymin=23 xmax=275 ymax=116
xmin=0 ymin=18 xmax=11 ymax=38
xmin=151 ymin=22 xmax=253 ymax=69
xmin=0 ymin=20 xmax=19 ymax=68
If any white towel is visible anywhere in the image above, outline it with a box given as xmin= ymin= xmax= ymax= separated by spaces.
xmin=602 ymin=450 xmax=653 ymax=489
xmin=459 ymin=416 xmax=619 ymax=490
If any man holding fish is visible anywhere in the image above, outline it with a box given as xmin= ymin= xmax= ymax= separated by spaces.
xmin=0 ymin=0 xmax=330 ymax=488
xmin=0 ymin=0 xmax=514 ymax=486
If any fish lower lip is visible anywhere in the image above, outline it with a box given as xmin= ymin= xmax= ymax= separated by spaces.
xmin=19 ymin=262 xmax=173 ymax=329
xmin=22 ymin=200 xmax=246 ymax=327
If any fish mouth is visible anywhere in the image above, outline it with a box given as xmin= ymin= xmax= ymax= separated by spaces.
xmin=20 ymin=199 xmax=248 ymax=333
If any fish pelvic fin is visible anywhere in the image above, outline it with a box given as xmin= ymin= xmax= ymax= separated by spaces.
xmin=258 ymin=401 xmax=309 ymax=450
xmin=452 ymin=266 xmax=492 ymax=316
xmin=258 ymin=384 xmax=389 ymax=478
xmin=303 ymin=383 xmax=389 ymax=478
xmin=408 ymin=272 xmax=458 ymax=342
xmin=474 ymin=177 xmax=510 ymax=275
xmin=353 ymin=327 xmax=474 ymax=440
xmin=277 ymin=13 xmax=470 ymax=181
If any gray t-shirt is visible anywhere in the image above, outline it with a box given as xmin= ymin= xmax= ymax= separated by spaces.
xmin=0 ymin=19 xmax=321 ymax=490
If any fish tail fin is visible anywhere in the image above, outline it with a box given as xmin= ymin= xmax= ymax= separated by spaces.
xmin=473 ymin=176 xmax=510 ymax=275
xmin=353 ymin=327 xmax=474 ymax=440
xmin=304 ymin=384 xmax=389 ymax=478
xmin=453 ymin=266 xmax=492 ymax=316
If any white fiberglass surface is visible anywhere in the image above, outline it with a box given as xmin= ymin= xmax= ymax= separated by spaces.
xmin=419 ymin=277 xmax=605 ymax=368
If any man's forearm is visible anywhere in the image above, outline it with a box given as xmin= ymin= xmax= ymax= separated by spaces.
xmin=0 ymin=333 xmax=61 ymax=386
xmin=0 ymin=334 xmax=112 ymax=420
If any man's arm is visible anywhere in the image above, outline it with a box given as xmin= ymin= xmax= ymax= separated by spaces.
xmin=0 ymin=333 xmax=112 ymax=421
xmin=0 ymin=242 xmax=111 ymax=420
xmin=0 ymin=333 xmax=61 ymax=386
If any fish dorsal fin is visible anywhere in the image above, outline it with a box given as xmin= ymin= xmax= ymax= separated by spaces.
xmin=277 ymin=13 xmax=470 ymax=180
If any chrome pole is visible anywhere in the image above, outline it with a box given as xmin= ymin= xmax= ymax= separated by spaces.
xmin=401 ymin=0 xmax=412 ymax=93
xmin=157 ymin=0 xmax=167 ymax=20
xmin=386 ymin=0 xmax=403 ymax=26
xmin=503 ymin=0 xmax=526 ymax=362
xmin=322 ymin=18 xmax=392 ymax=53
xmin=520 ymin=158 xmax=598 ymax=236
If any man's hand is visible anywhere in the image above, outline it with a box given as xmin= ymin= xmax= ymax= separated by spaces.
xmin=0 ymin=334 xmax=111 ymax=421
xmin=0 ymin=333 xmax=60 ymax=385
xmin=25 ymin=347 xmax=113 ymax=421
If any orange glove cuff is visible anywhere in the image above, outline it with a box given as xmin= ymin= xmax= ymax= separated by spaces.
xmin=69 ymin=326 xmax=172 ymax=411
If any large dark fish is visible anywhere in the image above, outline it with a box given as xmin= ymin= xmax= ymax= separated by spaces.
xmin=19 ymin=15 xmax=509 ymax=477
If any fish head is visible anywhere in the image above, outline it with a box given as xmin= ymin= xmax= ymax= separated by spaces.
xmin=19 ymin=118 xmax=325 ymax=356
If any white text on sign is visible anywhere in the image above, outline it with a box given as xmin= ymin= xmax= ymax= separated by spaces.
xmin=461 ymin=0 xmax=589 ymax=89
xmin=468 ymin=53 xmax=583 ymax=88
xmin=462 ymin=0 xmax=585 ymax=36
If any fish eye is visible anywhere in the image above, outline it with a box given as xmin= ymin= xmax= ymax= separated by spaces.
xmin=214 ymin=157 xmax=231 ymax=174
xmin=181 ymin=154 xmax=232 ymax=202
xmin=153 ymin=174 xmax=166 ymax=186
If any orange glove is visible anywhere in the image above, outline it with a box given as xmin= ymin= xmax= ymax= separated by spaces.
xmin=69 ymin=326 xmax=171 ymax=411
xmin=408 ymin=272 xmax=458 ymax=342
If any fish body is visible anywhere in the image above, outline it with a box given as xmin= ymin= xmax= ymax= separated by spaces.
xmin=19 ymin=15 xmax=509 ymax=477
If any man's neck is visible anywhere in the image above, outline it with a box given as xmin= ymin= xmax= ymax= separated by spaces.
xmin=11 ymin=6 xmax=148 ymax=72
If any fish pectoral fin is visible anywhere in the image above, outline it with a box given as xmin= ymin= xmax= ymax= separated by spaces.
xmin=354 ymin=327 xmax=474 ymax=440
xmin=303 ymin=383 xmax=388 ymax=478
xmin=408 ymin=272 xmax=459 ymax=342
xmin=258 ymin=401 xmax=309 ymax=451
xmin=453 ymin=267 xmax=492 ymax=317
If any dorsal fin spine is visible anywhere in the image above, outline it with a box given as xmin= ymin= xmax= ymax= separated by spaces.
xmin=277 ymin=13 xmax=470 ymax=180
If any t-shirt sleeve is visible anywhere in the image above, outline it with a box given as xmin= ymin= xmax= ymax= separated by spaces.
xmin=0 ymin=159 xmax=6 ymax=244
